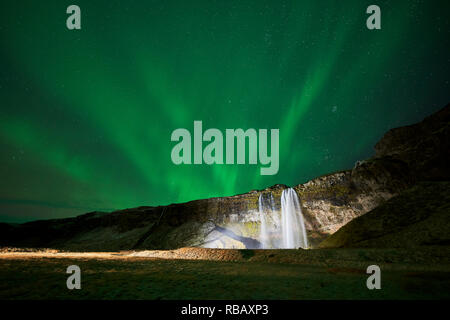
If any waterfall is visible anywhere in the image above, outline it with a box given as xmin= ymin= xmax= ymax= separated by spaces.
xmin=258 ymin=193 xmax=275 ymax=249
xmin=203 ymin=188 xmax=307 ymax=249
xmin=258 ymin=188 xmax=308 ymax=249
xmin=280 ymin=188 xmax=308 ymax=249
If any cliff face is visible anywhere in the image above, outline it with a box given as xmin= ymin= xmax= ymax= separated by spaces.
xmin=0 ymin=162 xmax=408 ymax=251
xmin=318 ymin=104 xmax=450 ymax=249
xmin=0 ymin=104 xmax=448 ymax=251
xmin=318 ymin=181 xmax=450 ymax=248
xmin=295 ymin=158 xmax=412 ymax=246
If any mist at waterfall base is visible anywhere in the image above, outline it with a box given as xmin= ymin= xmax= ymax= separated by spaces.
xmin=202 ymin=188 xmax=309 ymax=250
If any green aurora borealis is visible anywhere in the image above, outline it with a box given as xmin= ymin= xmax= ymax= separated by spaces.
xmin=0 ymin=0 xmax=449 ymax=222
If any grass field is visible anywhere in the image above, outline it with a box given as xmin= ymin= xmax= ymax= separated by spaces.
xmin=1 ymin=247 xmax=449 ymax=300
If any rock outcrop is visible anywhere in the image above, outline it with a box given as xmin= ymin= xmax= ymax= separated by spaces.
xmin=318 ymin=181 xmax=450 ymax=248
xmin=374 ymin=103 xmax=450 ymax=181
xmin=0 ymin=104 xmax=448 ymax=251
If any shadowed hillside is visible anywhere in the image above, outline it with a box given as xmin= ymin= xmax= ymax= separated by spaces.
xmin=319 ymin=181 xmax=450 ymax=248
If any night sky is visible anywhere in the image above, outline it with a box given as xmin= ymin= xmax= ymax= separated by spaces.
xmin=0 ymin=0 xmax=449 ymax=222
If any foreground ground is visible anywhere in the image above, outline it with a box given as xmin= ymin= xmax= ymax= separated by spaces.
xmin=0 ymin=247 xmax=449 ymax=299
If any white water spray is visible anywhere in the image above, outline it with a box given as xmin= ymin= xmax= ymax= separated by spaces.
xmin=280 ymin=188 xmax=308 ymax=249
xmin=258 ymin=193 xmax=276 ymax=249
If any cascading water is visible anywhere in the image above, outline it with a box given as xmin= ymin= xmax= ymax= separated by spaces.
xmin=258 ymin=193 xmax=276 ymax=249
xmin=203 ymin=188 xmax=308 ymax=249
xmin=280 ymin=188 xmax=308 ymax=249
xmin=258 ymin=188 xmax=308 ymax=249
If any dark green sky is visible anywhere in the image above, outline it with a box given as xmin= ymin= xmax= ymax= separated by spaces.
xmin=0 ymin=0 xmax=449 ymax=222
